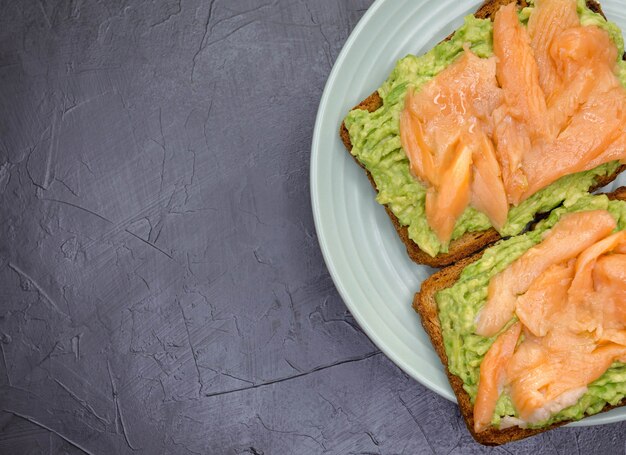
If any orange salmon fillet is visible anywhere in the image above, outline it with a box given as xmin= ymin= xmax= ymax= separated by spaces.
xmin=475 ymin=210 xmax=616 ymax=337
xmin=473 ymin=210 xmax=626 ymax=430
xmin=401 ymin=50 xmax=504 ymax=243
xmin=474 ymin=322 xmax=522 ymax=433
xmin=399 ymin=0 xmax=626 ymax=238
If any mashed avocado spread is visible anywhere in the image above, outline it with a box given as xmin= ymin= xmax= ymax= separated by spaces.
xmin=344 ymin=0 xmax=625 ymax=257
xmin=437 ymin=194 xmax=626 ymax=428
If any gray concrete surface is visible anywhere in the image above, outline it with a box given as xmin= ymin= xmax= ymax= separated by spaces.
xmin=0 ymin=0 xmax=625 ymax=453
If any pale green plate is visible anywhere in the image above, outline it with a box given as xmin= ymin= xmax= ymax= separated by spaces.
xmin=310 ymin=0 xmax=626 ymax=426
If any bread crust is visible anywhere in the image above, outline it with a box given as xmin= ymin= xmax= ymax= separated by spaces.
xmin=339 ymin=0 xmax=625 ymax=267
xmin=413 ymin=187 xmax=626 ymax=445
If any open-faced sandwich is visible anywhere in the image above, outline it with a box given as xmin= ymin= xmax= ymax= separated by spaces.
xmin=340 ymin=0 xmax=626 ymax=267
xmin=415 ymin=188 xmax=626 ymax=444
xmin=339 ymin=0 xmax=626 ymax=444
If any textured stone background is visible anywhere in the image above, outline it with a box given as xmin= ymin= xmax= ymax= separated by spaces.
xmin=1 ymin=0 xmax=625 ymax=453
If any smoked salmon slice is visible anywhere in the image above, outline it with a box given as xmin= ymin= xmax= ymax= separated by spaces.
xmin=401 ymin=49 xmax=503 ymax=243
xmin=470 ymin=131 xmax=509 ymax=231
xmin=491 ymin=108 xmax=530 ymax=204
xmin=527 ymin=0 xmax=579 ymax=99
xmin=492 ymin=3 xmax=548 ymax=202
xmin=597 ymin=261 xmax=626 ymax=343
xmin=543 ymin=26 xmax=619 ymax=142
xmin=515 ymin=260 xmax=574 ymax=337
xmin=475 ymin=210 xmax=616 ymax=337
xmin=521 ymin=86 xmax=626 ymax=200
xmin=399 ymin=103 xmax=436 ymax=184
xmin=593 ymin=254 xmax=626 ymax=298
xmin=494 ymin=3 xmax=548 ymax=131
xmin=474 ymin=322 xmax=521 ymax=433
xmin=567 ymin=232 xmax=626 ymax=336
xmin=399 ymin=0 xmax=626 ymax=238
xmin=425 ymin=138 xmax=473 ymax=244
xmin=473 ymin=208 xmax=626 ymax=428
xmin=585 ymin=132 xmax=626 ymax=170
xmin=507 ymin=333 xmax=626 ymax=423
xmin=570 ymin=231 xmax=626 ymax=297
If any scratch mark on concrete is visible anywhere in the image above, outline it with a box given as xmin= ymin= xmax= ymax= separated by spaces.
xmin=204 ymin=351 xmax=382 ymax=398
xmin=191 ymin=0 xmax=217 ymax=83
xmin=54 ymin=177 xmax=79 ymax=197
xmin=232 ymin=315 xmax=242 ymax=337
xmin=573 ymin=431 xmax=582 ymax=455
xmin=53 ymin=378 xmax=110 ymax=426
xmin=62 ymin=94 xmax=100 ymax=118
xmin=69 ymin=0 xmax=80 ymax=18
xmin=202 ymin=19 xmax=257 ymax=48
xmin=107 ymin=360 xmax=138 ymax=451
xmin=43 ymin=110 xmax=61 ymax=189
xmin=41 ymin=198 xmax=113 ymax=224
xmin=4 ymin=410 xmax=95 ymax=455
xmin=398 ymin=395 xmax=436 ymax=455
xmin=133 ymin=266 xmax=151 ymax=291
xmin=205 ymin=365 xmax=254 ymax=386
xmin=170 ymin=435 xmax=203 ymax=455
xmin=8 ymin=262 xmax=67 ymax=317
xmin=252 ymin=249 xmax=271 ymax=266
xmin=299 ymin=0 xmax=333 ymax=68
xmin=124 ymin=229 xmax=173 ymax=260
xmin=25 ymin=113 xmax=58 ymax=191
xmin=238 ymin=207 xmax=268 ymax=226
xmin=202 ymin=97 xmax=221 ymax=171
xmin=35 ymin=341 xmax=62 ymax=368
xmin=284 ymin=358 xmax=302 ymax=373
xmin=78 ymin=157 xmax=95 ymax=176
xmin=151 ymin=0 xmax=182 ymax=27
xmin=176 ymin=299 xmax=204 ymax=396
xmin=0 ymin=343 xmax=11 ymax=386
xmin=37 ymin=0 xmax=52 ymax=28
xmin=157 ymin=107 xmax=167 ymax=194
xmin=317 ymin=392 xmax=339 ymax=414
xmin=256 ymin=414 xmax=326 ymax=451
xmin=202 ymin=0 xmax=277 ymax=41
xmin=365 ymin=431 xmax=380 ymax=447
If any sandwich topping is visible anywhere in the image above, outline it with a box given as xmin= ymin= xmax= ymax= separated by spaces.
xmin=345 ymin=0 xmax=625 ymax=257
xmin=436 ymin=195 xmax=626 ymax=431
xmin=401 ymin=0 xmax=626 ymax=244
xmin=473 ymin=210 xmax=626 ymax=432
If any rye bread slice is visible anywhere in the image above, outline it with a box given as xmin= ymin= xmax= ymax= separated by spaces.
xmin=413 ymin=187 xmax=626 ymax=445
xmin=339 ymin=0 xmax=626 ymax=268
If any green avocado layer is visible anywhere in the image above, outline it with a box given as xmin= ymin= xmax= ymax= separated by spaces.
xmin=436 ymin=194 xmax=626 ymax=428
xmin=344 ymin=1 xmax=625 ymax=257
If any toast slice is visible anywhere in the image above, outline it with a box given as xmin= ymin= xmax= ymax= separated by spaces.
xmin=339 ymin=0 xmax=626 ymax=268
xmin=413 ymin=187 xmax=626 ymax=445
